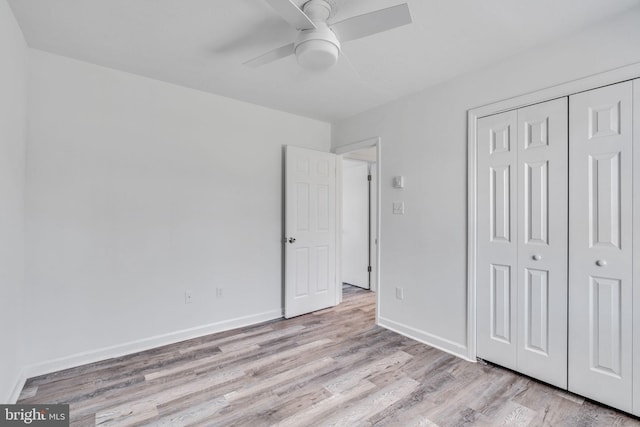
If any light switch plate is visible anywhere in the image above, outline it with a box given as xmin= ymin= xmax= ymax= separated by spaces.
xmin=392 ymin=201 xmax=405 ymax=215
xmin=393 ymin=176 xmax=405 ymax=188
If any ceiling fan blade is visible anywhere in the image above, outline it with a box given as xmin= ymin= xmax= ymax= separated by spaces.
xmin=243 ymin=43 xmax=295 ymax=68
xmin=340 ymin=52 xmax=362 ymax=81
xmin=330 ymin=3 xmax=412 ymax=43
xmin=264 ymin=0 xmax=317 ymax=30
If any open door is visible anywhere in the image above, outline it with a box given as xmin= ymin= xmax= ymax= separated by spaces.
xmin=284 ymin=146 xmax=337 ymax=318
xmin=342 ymin=159 xmax=370 ymax=289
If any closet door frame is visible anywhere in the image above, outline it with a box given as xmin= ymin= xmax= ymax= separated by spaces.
xmin=467 ymin=62 xmax=640 ymax=361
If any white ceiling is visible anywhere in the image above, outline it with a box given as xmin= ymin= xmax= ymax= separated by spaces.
xmin=8 ymin=0 xmax=640 ymax=122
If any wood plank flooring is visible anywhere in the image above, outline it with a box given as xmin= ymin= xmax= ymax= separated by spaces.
xmin=18 ymin=285 xmax=640 ymax=426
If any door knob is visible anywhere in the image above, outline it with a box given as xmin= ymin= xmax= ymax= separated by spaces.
xmin=596 ymin=259 xmax=607 ymax=267
xmin=288 ymin=237 xmax=296 ymax=244
xmin=532 ymin=254 xmax=542 ymax=261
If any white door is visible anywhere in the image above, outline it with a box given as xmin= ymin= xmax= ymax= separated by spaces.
xmin=477 ymin=98 xmax=568 ymax=388
xmin=369 ymin=165 xmax=378 ymax=292
xmin=633 ymin=79 xmax=640 ymax=417
xmin=476 ymin=110 xmax=518 ymax=369
xmin=285 ymin=146 xmax=337 ymax=318
xmin=569 ymin=81 xmax=633 ymax=411
xmin=342 ymin=159 xmax=370 ymax=289
xmin=516 ymin=98 xmax=568 ymax=389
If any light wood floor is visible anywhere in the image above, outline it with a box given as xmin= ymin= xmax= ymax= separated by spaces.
xmin=18 ymin=285 xmax=640 ymax=426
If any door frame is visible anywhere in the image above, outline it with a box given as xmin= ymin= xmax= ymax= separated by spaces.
xmin=334 ymin=137 xmax=381 ymax=318
xmin=467 ymin=61 xmax=640 ymax=361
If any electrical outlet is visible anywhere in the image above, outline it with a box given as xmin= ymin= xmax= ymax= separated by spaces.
xmin=216 ymin=287 xmax=223 ymax=298
xmin=185 ymin=291 xmax=193 ymax=304
xmin=395 ymin=287 xmax=404 ymax=300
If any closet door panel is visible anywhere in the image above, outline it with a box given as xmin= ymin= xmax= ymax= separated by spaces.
xmin=517 ymin=98 xmax=568 ymax=389
xmin=633 ymin=78 xmax=640 ymax=417
xmin=477 ymin=111 xmax=518 ymax=368
xmin=569 ymin=81 xmax=633 ymax=412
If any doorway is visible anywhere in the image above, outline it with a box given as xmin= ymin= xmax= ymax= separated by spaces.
xmin=335 ymin=138 xmax=380 ymax=306
xmin=341 ymin=158 xmax=371 ymax=289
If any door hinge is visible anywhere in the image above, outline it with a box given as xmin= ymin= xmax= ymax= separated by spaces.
xmin=368 ymin=174 xmax=372 ymax=181
xmin=367 ymin=266 xmax=372 ymax=272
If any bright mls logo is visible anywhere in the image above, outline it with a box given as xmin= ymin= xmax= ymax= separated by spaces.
xmin=0 ymin=405 xmax=68 ymax=426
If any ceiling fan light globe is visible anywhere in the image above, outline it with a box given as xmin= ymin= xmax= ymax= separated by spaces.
xmin=295 ymin=39 xmax=339 ymax=70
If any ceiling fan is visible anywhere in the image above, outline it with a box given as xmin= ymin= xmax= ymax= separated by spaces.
xmin=244 ymin=0 xmax=412 ymax=70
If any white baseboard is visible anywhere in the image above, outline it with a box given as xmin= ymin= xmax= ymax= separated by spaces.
xmin=378 ymin=316 xmax=474 ymax=362
xmin=24 ymin=309 xmax=283 ymax=380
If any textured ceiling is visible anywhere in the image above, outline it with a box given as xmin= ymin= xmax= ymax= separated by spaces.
xmin=8 ymin=0 xmax=640 ymax=122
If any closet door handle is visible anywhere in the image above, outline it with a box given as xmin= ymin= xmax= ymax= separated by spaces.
xmin=532 ymin=254 xmax=542 ymax=261
xmin=595 ymin=259 xmax=607 ymax=267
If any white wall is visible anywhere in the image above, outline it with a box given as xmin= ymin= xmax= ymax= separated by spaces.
xmin=25 ymin=50 xmax=330 ymax=372
xmin=332 ymin=6 xmax=640 ymax=358
xmin=0 ymin=0 xmax=27 ymax=403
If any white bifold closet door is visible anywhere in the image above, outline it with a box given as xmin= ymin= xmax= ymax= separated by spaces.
xmin=568 ymin=81 xmax=633 ymax=411
xmin=634 ymin=79 xmax=640 ymax=417
xmin=477 ymin=98 xmax=568 ymax=388
xmin=477 ymin=110 xmax=518 ymax=369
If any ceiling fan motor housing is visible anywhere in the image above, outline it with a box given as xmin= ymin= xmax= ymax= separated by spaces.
xmin=294 ymin=0 xmax=340 ymax=70
xmin=294 ymin=25 xmax=341 ymax=70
